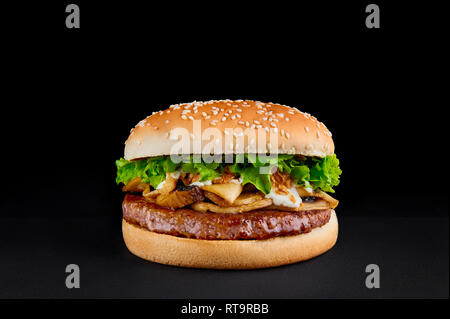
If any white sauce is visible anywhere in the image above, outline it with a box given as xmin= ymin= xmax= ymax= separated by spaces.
xmin=230 ymin=177 xmax=243 ymax=184
xmin=169 ymin=171 xmax=181 ymax=179
xmin=189 ymin=180 xmax=212 ymax=187
xmin=266 ymin=185 xmax=302 ymax=208
xmin=190 ymin=177 xmax=241 ymax=187
xmin=156 ymin=179 xmax=166 ymax=190
xmin=156 ymin=171 xmax=181 ymax=189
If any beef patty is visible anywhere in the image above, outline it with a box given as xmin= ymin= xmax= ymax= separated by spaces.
xmin=123 ymin=194 xmax=331 ymax=240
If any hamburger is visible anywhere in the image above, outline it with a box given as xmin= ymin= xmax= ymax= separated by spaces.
xmin=116 ymin=100 xmax=342 ymax=269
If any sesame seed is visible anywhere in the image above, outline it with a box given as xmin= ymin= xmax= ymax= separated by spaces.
xmin=181 ymin=115 xmax=187 ymax=120
xmin=317 ymin=131 xmax=321 ymax=138
xmin=188 ymin=116 xmax=194 ymax=120
xmin=236 ymin=114 xmax=241 ymax=119
xmin=270 ymin=122 xmax=276 ymax=128
xmin=245 ymin=121 xmax=250 ymax=127
xmin=305 ymin=126 xmax=310 ymax=132
xmin=254 ymin=120 xmax=261 ymax=124
xmin=286 ymin=132 xmax=290 ymax=139
xmin=165 ymin=120 xmax=169 ymax=124
xmin=236 ymin=109 xmax=242 ymax=112
xmin=221 ymin=117 xmax=226 ymax=122
xmin=238 ymin=121 xmax=245 ymax=125
xmin=285 ymin=117 xmax=290 ymax=121
xmin=231 ymin=115 xmax=236 ymax=120
xmin=277 ymin=113 xmax=284 ymax=118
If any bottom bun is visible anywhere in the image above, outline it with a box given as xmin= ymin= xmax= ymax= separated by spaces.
xmin=122 ymin=210 xmax=338 ymax=269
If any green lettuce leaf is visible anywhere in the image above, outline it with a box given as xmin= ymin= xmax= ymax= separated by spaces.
xmin=115 ymin=156 xmax=180 ymax=189
xmin=308 ymin=154 xmax=342 ymax=193
xmin=229 ymin=162 xmax=272 ymax=194
xmin=116 ymin=154 xmax=342 ymax=194
xmin=181 ymin=156 xmax=221 ymax=181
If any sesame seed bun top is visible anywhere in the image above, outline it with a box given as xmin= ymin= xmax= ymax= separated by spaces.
xmin=124 ymin=100 xmax=335 ymax=160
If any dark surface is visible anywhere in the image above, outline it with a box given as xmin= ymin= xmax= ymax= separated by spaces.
xmin=1 ymin=1 xmax=447 ymax=300
xmin=0 ymin=206 xmax=447 ymax=299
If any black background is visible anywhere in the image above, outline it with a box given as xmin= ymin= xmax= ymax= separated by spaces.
xmin=0 ymin=1 xmax=448 ymax=300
